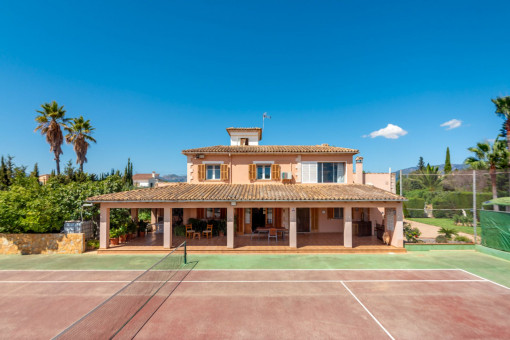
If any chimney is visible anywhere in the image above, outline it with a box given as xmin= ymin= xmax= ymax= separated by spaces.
xmin=152 ymin=171 xmax=156 ymax=178
xmin=355 ymin=156 xmax=364 ymax=184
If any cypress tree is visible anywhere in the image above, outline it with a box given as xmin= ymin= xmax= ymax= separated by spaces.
xmin=30 ymin=163 xmax=40 ymax=178
xmin=444 ymin=147 xmax=452 ymax=174
xmin=417 ymin=157 xmax=425 ymax=171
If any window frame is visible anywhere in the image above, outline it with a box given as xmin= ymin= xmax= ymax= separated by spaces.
xmin=206 ymin=164 xmax=222 ymax=180
xmin=256 ymin=164 xmax=272 ymax=180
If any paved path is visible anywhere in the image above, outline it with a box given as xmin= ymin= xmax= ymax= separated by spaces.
xmin=405 ymin=219 xmax=476 ymax=241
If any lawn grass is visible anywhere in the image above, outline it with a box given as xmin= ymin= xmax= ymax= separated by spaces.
xmin=408 ymin=217 xmax=480 ymax=235
xmin=1 ymin=250 xmax=510 ymax=287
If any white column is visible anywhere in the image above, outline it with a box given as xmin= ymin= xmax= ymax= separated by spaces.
xmin=164 ymin=206 xmax=172 ymax=249
xmin=391 ymin=204 xmax=404 ymax=247
xmin=344 ymin=206 xmax=352 ymax=248
xmin=289 ymin=207 xmax=297 ymax=248
xmin=227 ymin=206 xmax=234 ymax=248
xmin=99 ymin=205 xmax=110 ymax=249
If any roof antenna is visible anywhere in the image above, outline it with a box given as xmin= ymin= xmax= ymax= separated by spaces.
xmin=262 ymin=112 xmax=271 ymax=131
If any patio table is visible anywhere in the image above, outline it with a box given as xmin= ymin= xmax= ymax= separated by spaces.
xmin=255 ymin=228 xmax=288 ymax=241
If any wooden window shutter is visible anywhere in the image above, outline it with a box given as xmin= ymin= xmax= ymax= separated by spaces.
xmin=248 ymin=164 xmax=256 ymax=181
xmin=327 ymin=208 xmax=334 ymax=220
xmin=197 ymin=208 xmax=204 ymax=219
xmin=198 ymin=164 xmax=206 ymax=181
xmin=220 ymin=208 xmax=226 ymax=219
xmin=271 ymin=164 xmax=281 ymax=181
xmin=220 ymin=164 xmax=229 ymax=181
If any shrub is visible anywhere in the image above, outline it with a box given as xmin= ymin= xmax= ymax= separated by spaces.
xmin=404 ymin=222 xmax=421 ymax=242
xmin=86 ymin=239 xmax=99 ymax=249
xmin=435 ymin=235 xmax=449 ymax=243
xmin=454 ymin=235 xmax=472 ymax=243
xmin=438 ymin=227 xmax=459 ymax=240
xmin=403 ymin=198 xmax=425 ymax=218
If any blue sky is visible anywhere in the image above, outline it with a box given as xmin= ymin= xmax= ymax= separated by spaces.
xmin=0 ymin=0 xmax=509 ymax=175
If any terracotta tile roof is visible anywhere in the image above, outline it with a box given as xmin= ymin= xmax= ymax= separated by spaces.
xmin=132 ymin=174 xmax=159 ymax=180
xmin=182 ymin=145 xmax=359 ymax=154
xmin=87 ymin=183 xmax=404 ymax=202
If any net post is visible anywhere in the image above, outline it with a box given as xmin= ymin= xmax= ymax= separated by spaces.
xmin=184 ymin=241 xmax=187 ymax=264
xmin=473 ymin=170 xmax=477 ymax=243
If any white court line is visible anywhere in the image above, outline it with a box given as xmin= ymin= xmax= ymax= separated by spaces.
xmin=0 ymin=279 xmax=487 ymax=284
xmin=457 ymin=269 xmax=510 ymax=290
xmin=0 ymin=268 xmax=462 ymax=272
xmin=341 ymin=281 xmax=395 ymax=340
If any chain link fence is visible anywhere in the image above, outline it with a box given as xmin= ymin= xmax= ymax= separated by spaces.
xmin=398 ymin=169 xmax=510 ymax=243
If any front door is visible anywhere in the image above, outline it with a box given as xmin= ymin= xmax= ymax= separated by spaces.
xmin=297 ymin=208 xmax=310 ymax=232
xmin=252 ymin=208 xmax=265 ymax=229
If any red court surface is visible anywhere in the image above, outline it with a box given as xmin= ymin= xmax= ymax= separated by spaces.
xmin=1 ymin=269 xmax=510 ymax=339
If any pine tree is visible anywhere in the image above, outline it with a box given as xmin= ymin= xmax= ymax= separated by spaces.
xmin=417 ymin=157 xmax=425 ymax=171
xmin=444 ymin=147 xmax=452 ymax=174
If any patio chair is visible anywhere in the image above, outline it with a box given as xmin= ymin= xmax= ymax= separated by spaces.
xmin=185 ymin=224 xmax=195 ymax=239
xmin=202 ymin=224 xmax=213 ymax=239
xmin=268 ymin=228 xmax=278 ymax=243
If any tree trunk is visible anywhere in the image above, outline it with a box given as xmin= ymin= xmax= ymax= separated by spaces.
xmin=79 ymin=163 xmax=84 ymax=173
xmin=55 ymin=154 xmax=60 ymax=175
xmin=490 ymin=167 xmax=499 ymax=211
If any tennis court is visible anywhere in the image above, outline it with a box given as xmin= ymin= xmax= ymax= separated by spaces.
xmin=1 ymin=265 xmax=510 ymax=339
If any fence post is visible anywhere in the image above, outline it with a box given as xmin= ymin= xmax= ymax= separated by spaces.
xmin=400 ymin=170 xmax=403 ymax=196
xmin=473 ymin=170 xmax=477 ymax=243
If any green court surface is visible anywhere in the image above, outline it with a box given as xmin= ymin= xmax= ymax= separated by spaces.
xmin=1 ymin=250 xmax=510 ymax=288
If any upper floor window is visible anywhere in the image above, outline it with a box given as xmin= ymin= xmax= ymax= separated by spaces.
xmin=302 ymin=162 xmax=345 ymax=183
xmin=257 ymin=165 xmax=271 ymax=180
xmin=240 ymin=138 xmax=249 ymax=146
xmin=207 ymin=165 xmax=221 ymax=180
xmin=318 ymin=162 xmax=345 ymax=183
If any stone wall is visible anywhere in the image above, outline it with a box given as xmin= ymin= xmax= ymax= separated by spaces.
xmin=0 ymin=233 xmax=85 ymax=255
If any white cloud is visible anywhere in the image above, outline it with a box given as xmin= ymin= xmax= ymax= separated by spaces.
xmin=364 ymin=124 xmax=408 ymax=139
xmin=440 ymin=119 xmax=462 ymax=130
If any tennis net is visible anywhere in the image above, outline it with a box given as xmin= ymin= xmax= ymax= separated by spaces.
xmin=54 ymin=241 xmax=189 ymax=340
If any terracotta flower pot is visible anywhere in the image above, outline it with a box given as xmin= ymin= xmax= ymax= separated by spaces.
xmin=110 ymin=237 xmax=119 ymax=246
xmin=140 ymin=231 xmax=145 ymax=237
xmin=119 ymin=234 xmax=127 ymax=243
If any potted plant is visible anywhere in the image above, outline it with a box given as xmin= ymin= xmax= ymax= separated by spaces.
xmin=119 ymin=225 xmax=128 ymax=243
xmin=109 ymin=229 xmax=120 ymax=246
xmin=218 ymin=220 xmax=226 ymax=237
xmin=127 ymin=220 xmax=137 ymax=240
xmin=138 ymin=220 xmax=148 ymax=237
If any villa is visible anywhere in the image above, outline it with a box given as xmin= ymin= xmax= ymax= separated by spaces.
xmin=88 ymin=127 xmax=405 ymax=252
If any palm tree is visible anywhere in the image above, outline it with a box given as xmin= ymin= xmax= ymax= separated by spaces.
xmin=492 ymin=96 xmax=510 ymax=152
xmin=65 ymin=116 xmax=96 ymax=172
xmin=34 ymin=101 xmax=70 ymax=175
xmin=410 ymin=164 xmax=442 ymax=191
xmin=492 ymin=96 xmax=510 ymax=207
xmin=465 ymin=139 xmax=509 ymax=211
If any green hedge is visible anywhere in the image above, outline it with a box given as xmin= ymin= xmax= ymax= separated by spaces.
xmin=432 ymin=192 xmax=492 ymax=218
xmin=403 ymin=198 xmax=425 ymax=218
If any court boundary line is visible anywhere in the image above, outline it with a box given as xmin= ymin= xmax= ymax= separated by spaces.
xmin=0 ymin=279 xmax=488 ymax=284
xmin=0 ymin=268 xmax=463 ymax=272
xmin=457 ymin=268 xmax=510 ymax=290
xmin=341 ymin=281 xmax=395 ymax=340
